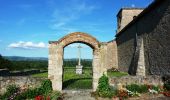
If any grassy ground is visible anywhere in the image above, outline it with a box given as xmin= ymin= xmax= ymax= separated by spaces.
xmin=31 ymin=67 xmax=93 ymax=90
xmin=107 ymin=71 xmax=128 ymax=77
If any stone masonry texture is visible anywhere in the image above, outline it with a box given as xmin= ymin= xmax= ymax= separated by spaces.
xmin=116 ymin=0 xmax=170 ymax=75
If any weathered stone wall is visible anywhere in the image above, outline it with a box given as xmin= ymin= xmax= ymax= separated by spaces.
xmin=0 ymin=76 xmax=46 ymax=94
xmin=116 ymin=0 xmax=170 ymax=75
xmin=100 ymin=41 xmax=118 ymax=70
xmin=109 ymin=75 xmax=163 ymax=87
xmin=116 ymin=25 xmax=136 ymax=73
xmin=117 ymin=9 xmax=143 ymax=33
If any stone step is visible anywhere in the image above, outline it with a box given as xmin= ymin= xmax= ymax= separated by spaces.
xmin=62 ymin=90 xmax=95 ymax=100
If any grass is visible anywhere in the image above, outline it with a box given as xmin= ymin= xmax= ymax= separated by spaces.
xmin=31 ymin=67 xmax=93 ymax=90
xmin=31 ymin=72 xmax=48 ymax=78
xmin=63 ymin=68 xmax=92 ymax=89
xmin=107 ymin=71 xmax=128 ymax=77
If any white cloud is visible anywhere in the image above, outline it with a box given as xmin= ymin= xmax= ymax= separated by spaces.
xmin=8 ymin=41 xmax=47 ymax=49
xmin=67 ymin=43 xmax=89 ymax=48
xmin=49 ymin=0 xmax=99 ymax=33
xmin=131 ymin=4 xmax=135 ymax=7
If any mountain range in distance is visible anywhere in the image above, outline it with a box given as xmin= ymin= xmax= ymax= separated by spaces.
xmin=4 ymin=56 xmax=92 ymax=61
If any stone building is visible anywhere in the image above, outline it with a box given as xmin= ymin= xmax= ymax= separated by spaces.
xmin=116 ymin=0 xmax=170 ymax=76
xmin=117 ymin=8 xmax=144 ymax=33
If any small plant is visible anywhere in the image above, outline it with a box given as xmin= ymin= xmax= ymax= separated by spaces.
xmin=96 ymin=74 xmax=115 ymax=98
xmin=126 ymin=84 xmax=148 ymax=93
xmin=127 ymin=89 xmax=140 ymax=97
xmin=164 ymin=83 xmax=170 ymax=91
xmin=0 ymin=84 xmax=20 ymax=99
xmin=15 ymin=79 xmax=53 ymax=99
xmin=49 ymin=91 xmax=62 ymax=100
xmin=117 ymin=90 xmax=128 ymax=98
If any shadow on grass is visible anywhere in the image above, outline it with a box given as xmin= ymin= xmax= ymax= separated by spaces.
xmin=63 ymin=77 xmax=92 ymax=89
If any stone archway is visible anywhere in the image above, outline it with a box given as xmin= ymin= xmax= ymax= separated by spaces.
xmin=48 ymin=32 xmax=104 ymax=91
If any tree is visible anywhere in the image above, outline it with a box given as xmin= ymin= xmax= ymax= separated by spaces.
xmin=0 ymin=54 xmax=13 ymax=70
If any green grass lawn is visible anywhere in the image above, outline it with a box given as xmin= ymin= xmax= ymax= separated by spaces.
xmin=32 ymin=72 xmax=48 ymax=77
xmin=31 ymin=67 xmax=93 ymax=90
xmin=107 ymin=71 xmax=128 ymax=77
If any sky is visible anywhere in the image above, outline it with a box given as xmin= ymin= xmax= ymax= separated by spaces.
xmin=0 ymin=0 xmax=153 ymax=59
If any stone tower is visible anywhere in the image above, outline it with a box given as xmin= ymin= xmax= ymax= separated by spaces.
xmin=117 ymin=8 xmax=144 ymax=33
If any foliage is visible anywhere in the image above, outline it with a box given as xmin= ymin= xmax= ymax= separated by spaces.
xmin=1 ymin=56 xmax=92 ymax=71
xmin=164 ymin=83 xmax=170 ymax=91
xmin=0 ymin=54 xmax=13 ymax=70
xmin=49 ymin=91 xmax=62 ymax=100
xmin=117 ymin=90 xmax=128 ymax=98
xmin=151 ymin=85 xmax=160 ymax=92
xmin=96 ymin=74 xmax=115 ymax=98
xmin=162 ymin=74 xmax=170 ymax=91
xmin=63 ymin=59 xmax=92 ymax=68
xmin=127 ymin=90 xmax=140 ymax=97
xmin=0 ymin=84 xmax=19 ymax=100
xmin=40 ymin=79 xmax=53 ymax=95
xmin=126 ymin=84 xmax=148 ymax=93
xmin=15 ymin=79 xmax=53 ymax=99
xmin=11 ymin=61 xmax=48 ymax=71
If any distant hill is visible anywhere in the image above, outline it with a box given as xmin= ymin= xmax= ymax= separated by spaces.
xmin=4 ymin=56 xmax=48 ymax=61
xmin=4 ymin=56 xmax=92 ymax=61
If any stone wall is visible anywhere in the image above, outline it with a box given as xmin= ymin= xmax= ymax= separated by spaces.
xmin=109 ymin=75 xmax=163 ymax=87
xmin=100 ymin=41 xmax=118 ymax=70
xmin=0 ymin=76 xmax=46 ymax=94
xmin=116 ymin=0 xmax=170 ymax=75
xmin=117 ymin=8 xmax=143 ymax=33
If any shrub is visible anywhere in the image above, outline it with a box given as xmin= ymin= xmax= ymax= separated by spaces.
xmin=152 ymin=85 xmax=160 ymax=91
xmin=126 ymin=84 xmax=148 ymax=93
xmin=162 ymin=74 xmax=170 ymax=91
xmin=0 ymin=84 xmax=19 ymax=99
xmin=96 ymin=74 xmax=115 ymax=98
xmin=164 ymin=83 xmax=170 ymax=91
xmin=15 ymin=79 xmax=53 ymax=99
xmin=49 ymin=91 xmax=62 ymax=100
xmin=40 ymin=79 xmax=53 ymax=95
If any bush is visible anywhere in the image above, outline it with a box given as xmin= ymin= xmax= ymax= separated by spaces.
xmin=126 ymin=84 xmax=148 ymax=93
xmin=49 ymin=91 xmax=62 ymax=100
xmin=152 ymin=85 xmax=160 ymax=91
xmin=162 ymin=74 xmax=170 ymax=91
xmin=164 ymin=83 xmax=170 ymax=91
xmin=15 ymin=79 xmax=53 ymax=99
xmin=40 ymin=79 xmax=53 ymax=95
xmin=96 ymin=74 xmax=115 ymax=98
xmin=0 ymin=84 xmax=19 ymax=99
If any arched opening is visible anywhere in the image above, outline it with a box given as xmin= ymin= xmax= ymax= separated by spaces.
xmin=48 ymin=32 xmax=102 ymax=91
xmin=62 ymin=43 xmax=93 ymax=90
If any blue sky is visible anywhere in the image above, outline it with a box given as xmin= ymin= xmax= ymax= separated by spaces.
xmin=0 ymin=0 xmax=153 ymax=58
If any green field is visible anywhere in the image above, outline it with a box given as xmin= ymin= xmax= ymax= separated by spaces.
xmin=32 ymin=67 xmax=93 ymax=90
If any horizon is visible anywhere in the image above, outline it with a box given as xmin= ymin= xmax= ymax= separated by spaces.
xmin=0 ymin=0 xmax=153 ymax=58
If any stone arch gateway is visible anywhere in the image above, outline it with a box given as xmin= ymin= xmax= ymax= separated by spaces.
xmin=48 ymin=32 xmax=118 ymax=91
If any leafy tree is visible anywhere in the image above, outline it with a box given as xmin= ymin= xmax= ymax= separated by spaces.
xmin=0 ymin=54 xmax=13 ymax=70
